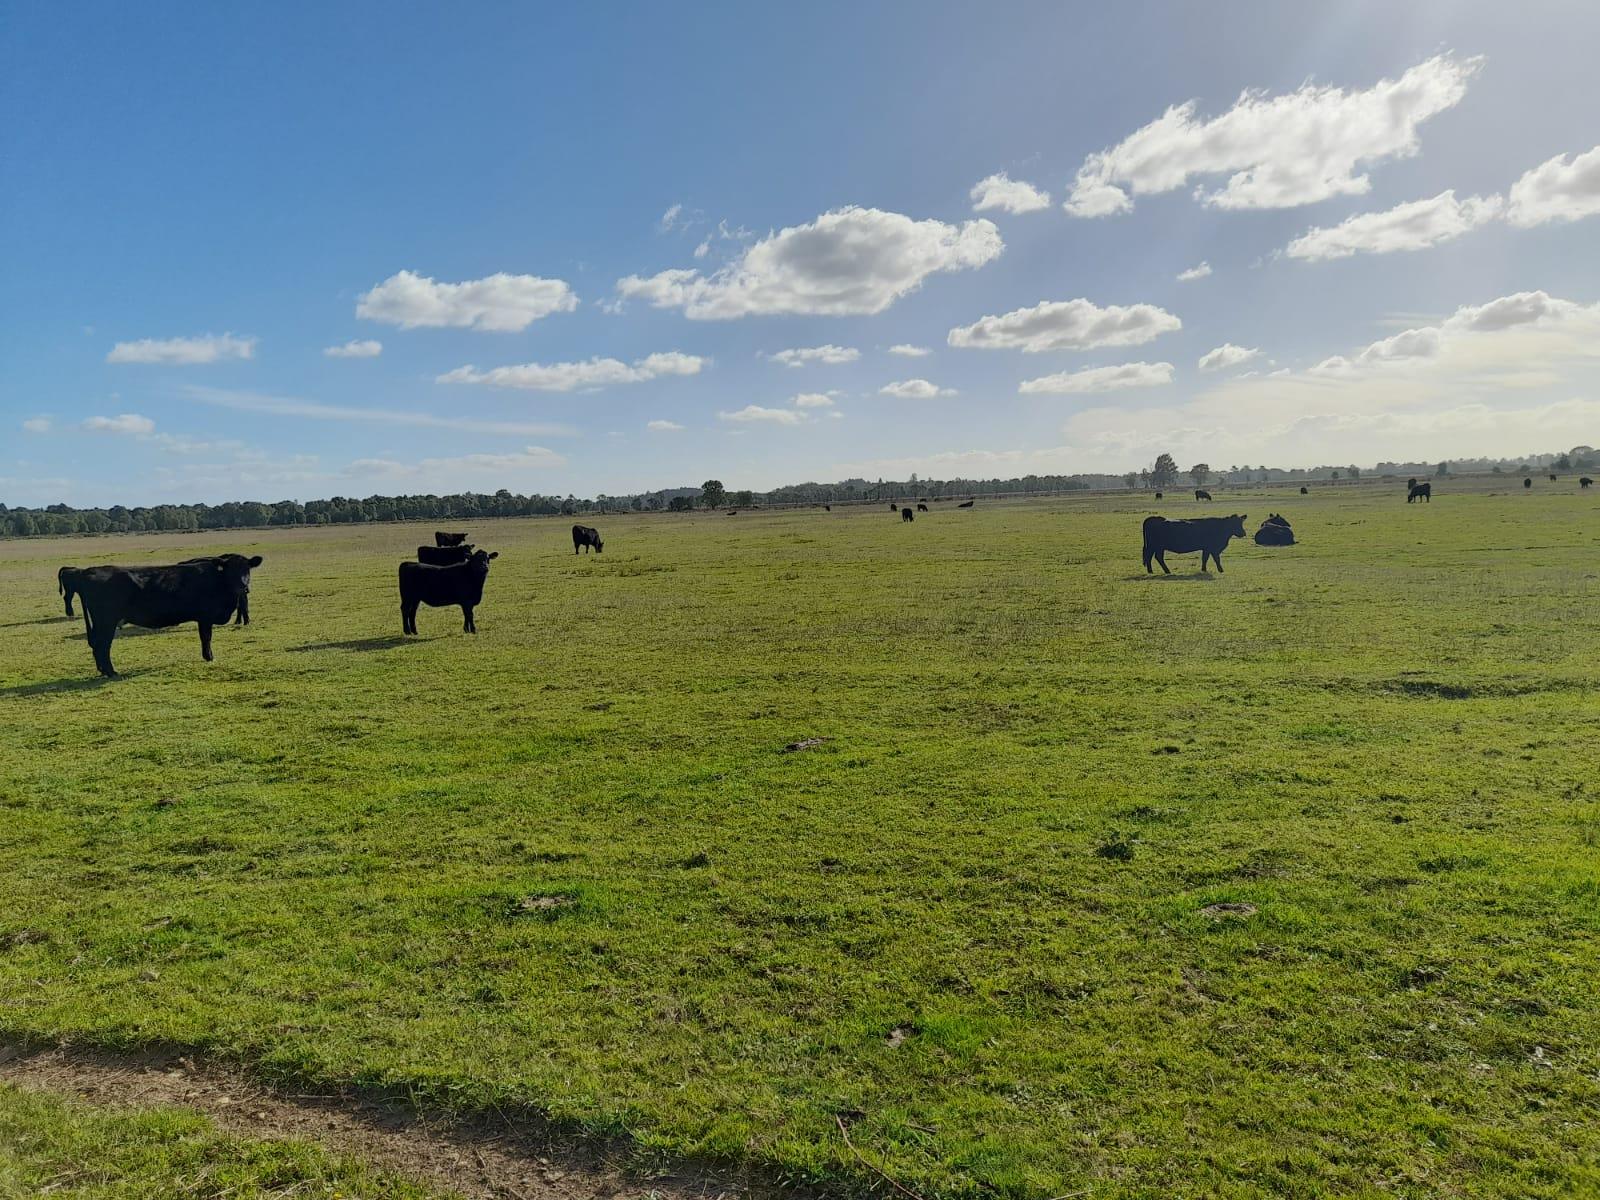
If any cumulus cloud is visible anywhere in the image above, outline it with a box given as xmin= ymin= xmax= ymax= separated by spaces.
xmin=879 ymin=379 xmax=955 ymax=399
xmin=184 ymin=385 xmax=572 ymax=437
xmin=948 ymin=298 xmax=1181 ymax=353
xmin=22 ymin=417 xmax=51 ymax=434
xmin=1018 ymin=361 xmax=1174 ymax=394
xmin=1507 ymin=145 xmax=1600 ymax=227
xmin=616 ymin=206 xmax=1002 ymax=319
xmin=1177 ymin=262 xmax=1212 ymax=281
xmin=356 ymin=270 xmax=577 ymax=332
xmin=718 ymin=404 xmax=805 ymax=425
xmin=1065 ymin=53 xmax=1481 ymax=215
xmin=888 ymin=344 xmax=930 ymax=357
xmin=83 ymin=413 xmax=156 ymax=435
xmin=646 ymin=419 xmax=684 ymax=432
xmin=1285 ymin=190 xmax=1503 ymax=261
xmin=107 ymin=333 xmax=256 ymax=365
xmin=437 ymin=351 xmax=707 ymax=392
xmin=792 ymin=392 xmax=835 ymax=408
xmin=1198 ymin=343 xmax=1262 ymax=371
xmin=323 ymin=339 xmax=383 ymax=358
xmin=970 ymin=172 xmax=1051 ymax=214
xmin=768 ymin=344 xmax=859 ymax=367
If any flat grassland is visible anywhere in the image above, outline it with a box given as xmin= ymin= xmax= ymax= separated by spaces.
xmin=3 ymin=483 xmax=1599 ymax=1198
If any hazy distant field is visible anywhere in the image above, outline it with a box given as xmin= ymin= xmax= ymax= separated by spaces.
xmin=3 ymin=482 xmax=1600 ymax=1198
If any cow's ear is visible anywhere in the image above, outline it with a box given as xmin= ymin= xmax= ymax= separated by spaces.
xmin=248 ymin=555 xmax=263 ymax=567
xmin=488 ymin=552 xmax=499 ymax=560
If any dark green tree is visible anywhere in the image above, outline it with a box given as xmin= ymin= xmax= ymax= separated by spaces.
xmin=700 ymin=479 xmax=726 ymax=508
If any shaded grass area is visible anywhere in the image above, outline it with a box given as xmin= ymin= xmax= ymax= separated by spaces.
xmin=0 ymin=1083 xmax=444 ymax=1198
xmin=3 ymin=485 xmax=1600 ymax=1197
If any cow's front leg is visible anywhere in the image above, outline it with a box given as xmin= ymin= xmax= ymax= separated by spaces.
xmin=1157 ymin=551 xmax=1171 ymax=575
xmin=463 ymin=604 xmax=475 ymax=633
xmin=199 ymin=622 xmax=214 ymax=661
xmin=90 ymin=623 xmax=117 ymax=678
xmin=1213 ymin=554 xmax=1224 ymax=573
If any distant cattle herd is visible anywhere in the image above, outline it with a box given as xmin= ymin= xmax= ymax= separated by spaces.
xmin=39 ymin=477 xmax=1593 ymax=677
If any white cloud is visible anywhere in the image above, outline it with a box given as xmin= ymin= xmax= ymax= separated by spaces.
xmin=1197 ymin=343 xmax=1262 ymax=372
xmin=1507 ymin=145 xmax=1600 ymax=227
xmin=718 ymin=404 xmax=805 ymax=425
xmin=347 ymin=445 xmax=565 ymax=480
xmin=888 ymin=344 xmax=930 ymax=357
xmin=768 ymin=344 xmax=859 ymax=367
xmin=107 ymin=333 xmax=256 ymax=365
xmin=646 ymin=419 xmax=685 ymax=432
xmin=949 ymin=298 xmax=1181 ymax=353
xmin=616 ymin=206 xmax=1002 ymax=318
xmin=438 ymin=351 xmax=706 ymax=392
xmin=970 ymin=172 xmax=1051 ymax=214
xmin=1176 ymin=262 xmax=1212 ymax=282
xmin=659 ymin=203 xmax=685 ymax=232
xmin=323 ymin=339 xmax=383 ymax=358
xmin=792 ymin=392 xmax=835 ymax=408
xmin=694 ymin=238 xmax=711 ymax=259
xmin=1018 ymin=361 xmax=1174 ymax=394
xmin=184 ymin=385 xmax=573 ymax=437
xmin=879 ymin=379 xmax=955 ymax=399
xmin=1285 ymin=190 xmax=1503 ymax=261
xmin=22 ymin=417 xmax=51 ymax=434
xmin=83 ymin=413 xmax=156 ymax=435
xmin=356 ymin=270 xmax=577 ymax=332
xmin=1065 ymin=54 xmax=1481 ymax=215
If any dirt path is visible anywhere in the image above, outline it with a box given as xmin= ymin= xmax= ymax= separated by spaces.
xmin=0 ymin=1040 xmax=809 ymax=1200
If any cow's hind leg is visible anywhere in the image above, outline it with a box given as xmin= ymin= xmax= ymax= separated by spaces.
xmin=1143 ymin=543 xmax=1154 ymax=573
xmin=463 ymin=604 xmax=475 ymax=633
xmin=401 ymin=601 xmax=417 ymax=635
xmin=199 ymin=622 xmax=214 ymax=662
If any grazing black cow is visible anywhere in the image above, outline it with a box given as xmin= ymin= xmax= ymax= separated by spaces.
xmin=1582 ymin=477 xmax=1594 ymax=488
xmin=1194 ymin=489 xmax=1213 ymax=501
xmin=1154 ymin=492 xmax=1163 ymax=500
xmin=417 ymin=544 xmax=473 ymax=566
xmin=572 ymin=524 xmax=603 ymax=554
xmin=1142 ymin=514 xmax=1247 ymax=574
xmin=399 ymin=549 xmax=498 ymax=635
xmin=958 ymin=500 xmax=974 ymax=508
xmin=1524 ymin=478 xmax=1533 ymax=489
xmin=1300 ymin=486 xmax=1309 ymax=494
xmin=434 ymin=531 xmax=468 ymax=547
xmin=1550 ymin=474 xmax=1558 ymax=482
xmin=73 ymin=554 xmax=262 ymax=677
xmin=917 ymin=503 xmax=928 ymax=512
xmin=727 ymin=510 xmax=738 ymax=515
xmin=901 ymin=507 xmax=914 ymax=522
xmin=1407 ymin=480 xmax=1431 ymax=503
xmin=1254 ymin=513 xmax=1295 ymax=546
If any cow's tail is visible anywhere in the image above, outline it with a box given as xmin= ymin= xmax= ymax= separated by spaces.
xmin=1141 ymin=515 xmax=1164 ymax=572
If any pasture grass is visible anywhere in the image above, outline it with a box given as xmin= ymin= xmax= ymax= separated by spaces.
xmin=2 ymin=481 xmax=1600 ymax=1197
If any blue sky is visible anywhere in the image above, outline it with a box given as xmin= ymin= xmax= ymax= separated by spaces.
xmin=4 ymin=0 xmax=1600 ymax=506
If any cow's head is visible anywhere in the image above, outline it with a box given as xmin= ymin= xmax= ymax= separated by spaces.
xmin=469 ymin=549 xmax=499 ymax=570
xmin=1227 ymin=514 xmax=1248 ymax=539
xmin=212 ymin=553 xmax=263 ymax=594
xmin=593 ymin=535 xmax=603 ymax=553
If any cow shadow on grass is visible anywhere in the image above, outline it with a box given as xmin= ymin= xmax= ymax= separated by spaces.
xmin=0 ymin=615 xmax=77 ymax=629
xmin=286 ymin=635 xmax=427 ymax=653
xmin=0 ymin=669 xmax=152 ymax=698
xmin=1123 ymin=572 xmax=1216 ymax=582
xmin=60 ymin=625 xmax=164 ymax=640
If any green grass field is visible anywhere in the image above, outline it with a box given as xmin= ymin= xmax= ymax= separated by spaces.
xmin=3 ymin=483 xmax=1599 ymax=1197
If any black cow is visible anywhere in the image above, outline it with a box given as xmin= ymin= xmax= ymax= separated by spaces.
xmin=1524 ymin=478 xmax=1533 ymax=489
xmin=434 ymin=531 xmax=468 ymax=547
xmin=1142 ymin=514 xmax=1247 ymax=575
xmin=399 ymin=549 xmax=498 ymax=635
xmin=727 ymin=510 xmax=738 ymax=516
xmin=417 ymin=544 xmax=473 ymax=566
xmin=1550 ymin=474 xmax=1558 ymax=482
xmin=73 ymin=555 xmax=261 ymax=677
xmin=958 ymin=500 xmax=974 ymax=508
xmin=888 ymin=502 xmax=897 ymax=511
xmin=1194 ymin=489 xmax=1213 ymax=501
xmin=1254 ymin=514 xmax=1295 ymax=546
xmin=1407 ymin=480 xmax=1431 ymax=503
xmin=177 ymin=557 xmax=253 ymax=625
xmin=1582 ymin=477 xmax=1594 ymax=488
xmin=572 ymin=524 xmax=603 ymax=554
xmin=901 ymin=507 xmax=914 ymax=522
xmin=1299 ymin=486 xmax=1309 ymax=494
xmin=1154 ymin=492 xmax=1163 ymax=500
xmin=917 ymin=503 xmax=929 ymax=512
xmin=824 ymin=504 xmax=831 ymax=511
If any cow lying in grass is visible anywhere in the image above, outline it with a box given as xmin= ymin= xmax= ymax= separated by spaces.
xmin=73 ymin=555 xmax=262 ymax=677
xmin=1142 ymin=514 xmax=1247 ymax=574
xmin=400 ymin=549 xmax=498 ymax=635
xmin=1254 ymin=514 xmax=1295 ymax=546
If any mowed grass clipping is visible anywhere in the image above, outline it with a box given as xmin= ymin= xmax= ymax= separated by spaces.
xmin=3 ymin=485 xmax=1600 ymax=1198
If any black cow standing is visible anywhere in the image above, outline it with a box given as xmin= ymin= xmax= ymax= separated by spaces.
xmin=1582 ymin=477 xmax=1594 ymax=489
xmin=73 ymin=555 xmax=262 ymax=677
xmin=572 ymin=524 xmax=603 ymax=554
xmin=1300 ymin=486 xmax=1309 ymax=494
xmin=1550 ymin=474 xmax=1558 ymax=483
xmin=1524 ymin=478 xmax=1533 ymax=489
xmin=1194 ymin=489 xmax=1213 ymax=501
xmin=434 ymin=531 xmax=468 ymax=547
xmin=1407 ymin=479 xmax=1431 ymax=503
xmin=400 ymin=549 xmax=498 ymax=635
xmin=417 ymin=544 xmax=473 ymax=566
xmin=1142 ymin=514 xmax=1247 ymax=575
xmin=888 ymin=502 xmax=897 ymax=511
xmin=901 ymin=507 xmax=914 ymax=522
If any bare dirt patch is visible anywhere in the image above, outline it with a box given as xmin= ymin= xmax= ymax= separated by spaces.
xmin=0 ymin=1040 xmax=810 ymax=1200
